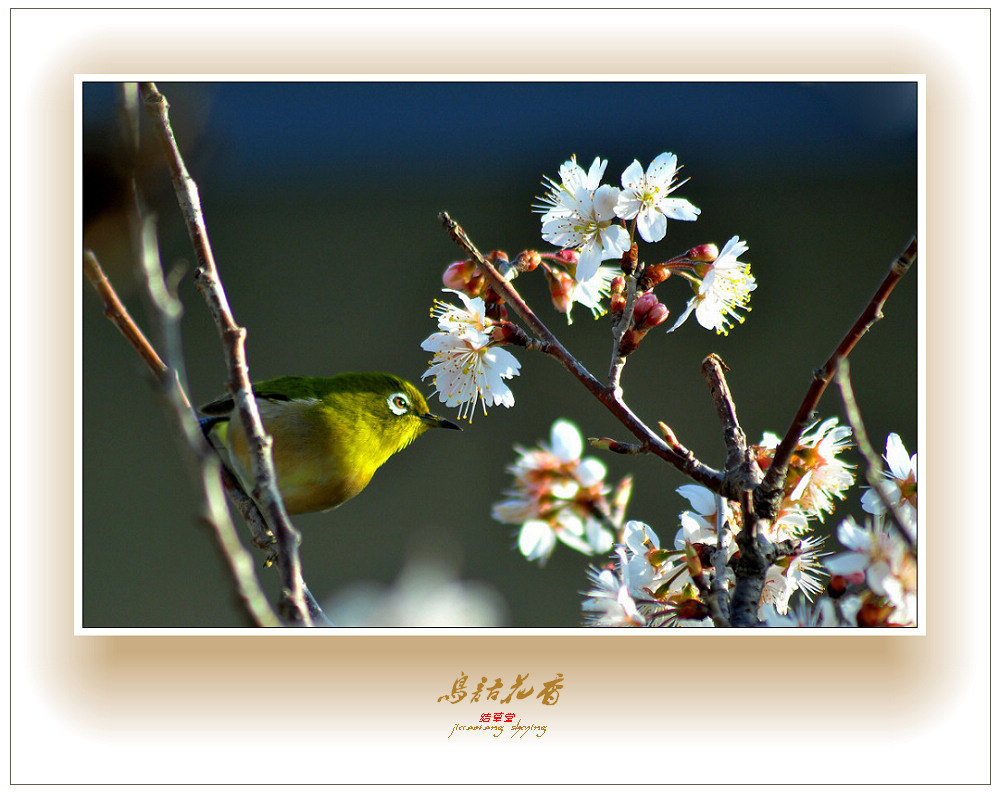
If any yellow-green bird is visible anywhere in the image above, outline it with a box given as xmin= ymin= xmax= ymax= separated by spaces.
xmin=199 ymin=372 xmax=460 ymax=514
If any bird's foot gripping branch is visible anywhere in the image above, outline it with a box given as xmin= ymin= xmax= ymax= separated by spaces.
xmin=424 ymin=153 xmax=917 ymax=628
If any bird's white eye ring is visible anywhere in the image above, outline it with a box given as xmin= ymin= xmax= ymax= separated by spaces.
xmin=388 ymin=392 xmax=410 ymax=415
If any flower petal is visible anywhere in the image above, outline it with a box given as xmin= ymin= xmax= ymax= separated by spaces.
xmin=884 ymin=433 xmax=912 ymax=479
xmin=619 ymin=159 xmax=645 ymax=189
xmin=636 ymin=208 xmax=667 ymax=243
xmin=519 ymin=520 xmax=556 ymax=563
xmin=549 ymin=419 xmax=583 ymax=461
xmin=658 ymin=197 xmax=701 ymax=222
xmin=645 ymin=152 xmax=678 ymax=185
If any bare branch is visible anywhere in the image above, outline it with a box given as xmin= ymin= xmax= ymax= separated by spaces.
xmin=84 ymin=247 xmax=281 ymax=628
xmin=757 ymin=235 xmax=917 ymax=519
xmin=82 ymin=251 xmax=170 ymax=381
xmin=607 ymin=261 xmax=640 ymax=396
xmin=139 ymin=82 xmax=312 ymax=625
xmin=701 ymin=353 xmax=763 ymax=498
xmin=834 ymin=359 xmax=916 ymax=551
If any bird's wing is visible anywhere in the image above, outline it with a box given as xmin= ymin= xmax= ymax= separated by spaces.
xmin=199 ymin=385 xmax=294 ymax=416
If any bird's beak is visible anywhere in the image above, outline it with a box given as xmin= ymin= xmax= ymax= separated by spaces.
xmin=420 ymin=412 xmax=462 ymax=431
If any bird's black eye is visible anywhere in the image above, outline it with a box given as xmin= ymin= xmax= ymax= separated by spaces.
xmin=387 ymin=392 xmax=410 ymax=416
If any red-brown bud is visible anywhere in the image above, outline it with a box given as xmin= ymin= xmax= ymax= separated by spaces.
xmin=620 ymin=242 xmax=639 ymax=275
xmin=483 ymin=290 xmax=508 ymax=323
xmin=618 ymin=329 xmax=642 ymax=357
xmin=514 ymin=250 xmax=542 ymax=273
xmin=827 ymin=575 xmax=848 ymax=599
xmin=609 ymin=276 xmax=627 ymax=321
xmin=683 ymin=543 xmax=703 ymax=578
xmin=546 ymin=270 xmax=574 ymax=315
xmin=691 ymin=542 xmax=715 ymax=568
xmin=688 ymin=243 xmax=719 ymax=262
xmin=638 ymin=262 xmax=670 ymax=291
xmin=828 ymin=571 xmax=865 ymax=599
xmin=490 ymin=321 xmax=529 ymax=347
xmin=675 ymin=599 xmax=710 ymax=621
xmin=609 ymin=293 xmax=627 ymax=320
xmin=856 ymin=598 xmax=893 ymax=628
xmin=751 ymin=446 xmax=774 ymax=472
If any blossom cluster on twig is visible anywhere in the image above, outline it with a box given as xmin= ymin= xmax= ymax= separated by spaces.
xmin=581 ymin=429 xmax=916 ymax=628
xmin=426 ymin=150 xmax=916 ymax=628
xmin=421 ymin=152 xmax=755 ymax=422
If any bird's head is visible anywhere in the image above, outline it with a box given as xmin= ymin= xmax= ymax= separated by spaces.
xmin=341 ymin=372 xmax=461 ymax=456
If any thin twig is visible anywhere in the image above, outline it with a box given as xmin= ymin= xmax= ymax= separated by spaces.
xmin=757 ymin=236 xmax=917 ymax=520
xmin=82 ymin=251 xmax=170 ymax=380
xmin=85 ymin=248 xmax=335 ymax=626
xmin=607 ymin=270 xmax=639 ymax=396
xmin=86 ymin=245 xmax=282 ymax=628
xmin=439 ymin=211 xmax=724 ymax=492
xmin=139 ymin=82 xmax=311 ymax=625
xmin=834 ymin=359 xmax=916 ymax=551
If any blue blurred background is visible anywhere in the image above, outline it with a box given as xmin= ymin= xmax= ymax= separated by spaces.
xmin=82 ymin=81 xmax=917 ymax=627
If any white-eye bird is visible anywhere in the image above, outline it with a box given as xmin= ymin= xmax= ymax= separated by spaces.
xmin=199 ymin=372 xmax=460 ymax=514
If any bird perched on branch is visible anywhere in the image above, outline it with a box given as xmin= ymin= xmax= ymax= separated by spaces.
xmin=200 ymin=372 xmax=460 ymax=514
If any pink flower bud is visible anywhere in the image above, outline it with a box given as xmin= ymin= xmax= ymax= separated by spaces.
xmin=633 ymin=292 xmax=669 ymax=330
xmin=442 ymin=259 xmax=476 ymax=290
xmin=645 ymin=304 xmax=669 ymax=329
xmin=688 ymin=243 xmax=719 ymax=262
xmin=554 ymin=249 xmax=580 ymax=265
xmin=443 ymin=259 xmax=486 ymax=297
xmin=633 ymin=291 xmax=659 ymax=315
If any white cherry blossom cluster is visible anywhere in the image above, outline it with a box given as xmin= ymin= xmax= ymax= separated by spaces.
xmin=581 ymin=430 xmax=916 ymax=628
xmin=582 ymin=481 xmax=828 ymax=627
xmin=491 ymin=419 xmax=617 ymax=566
xmin=420 ymin=289 xmax=520 ymax=421
xmin=420 ymin=151 xmax=758 ymax=421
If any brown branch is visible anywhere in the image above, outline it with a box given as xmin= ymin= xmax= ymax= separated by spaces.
xmin=139 ymin=81 xmax=311 ymax=625
xmin=439 ymin=211 xmax=724 ymax=492
xmin=834 ymin=359 xmax=916 ymax=552
xmin=701 ymin=353 xmax=763 ymax=498
xmin=607 ymin=269 xmax=640 ymax=396
xmin=757 ymin=235 xmax=917 ymax=519
xmin=84 ymin=247 xmax=282 ymax=628
xmin=83 ymin=251 xmax=170 ymax=381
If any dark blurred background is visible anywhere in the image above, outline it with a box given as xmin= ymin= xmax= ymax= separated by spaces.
xmin=81 ymin=81 xmax=918 ymax=628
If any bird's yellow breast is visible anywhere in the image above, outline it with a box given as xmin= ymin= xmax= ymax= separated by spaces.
xmin=224 ymin=397 xmax=391 ymax=514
